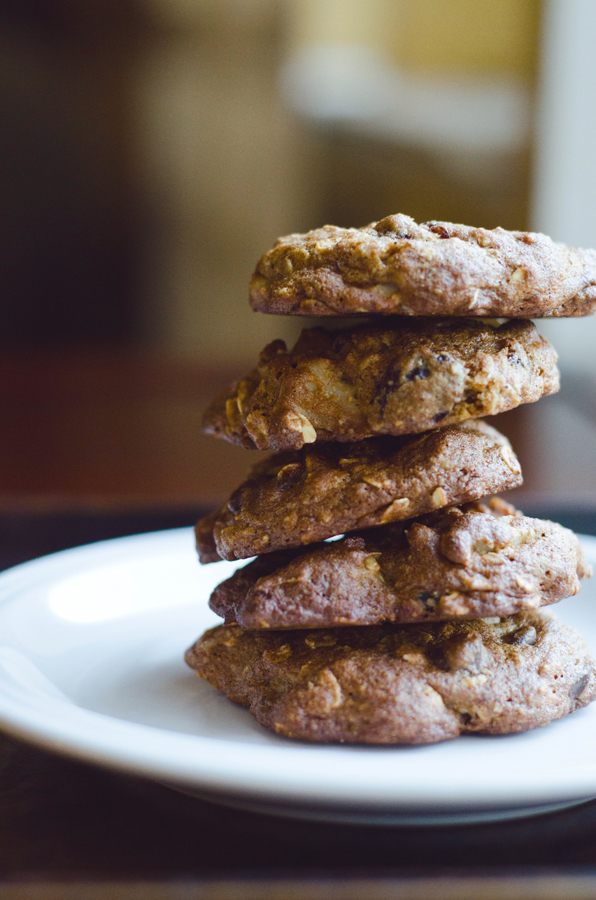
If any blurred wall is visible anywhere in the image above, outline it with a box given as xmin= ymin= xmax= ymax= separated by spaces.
xmin=132 ymin=0 xmax=323 ymax=363
xmin=0 ymin=1 xmax=142 ymax=345
xmin=0 ymin=0 xmax=543 ymax=367
xmin=287 ymin=0 xmax=539 ymax=76
xmin=133 ymin=0 xmax=541 ymax=365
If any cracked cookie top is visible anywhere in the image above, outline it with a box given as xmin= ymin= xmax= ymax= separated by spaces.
xmin=195 ymin=420 xmax=523 ymax=562
xmin=203 ymin=318 xmax=559 ymax=451
xmin=209 ymin=498 xmax=591 ymax=629
xmin=185 ymin=610 xmax=596 ymax=743
xmin=250 ymin=213 xmax=596 ymax=318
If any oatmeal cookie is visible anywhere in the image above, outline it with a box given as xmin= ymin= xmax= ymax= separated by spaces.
xmin=203 ymin=319 xmax=558 ymax=451
xmin=249 ymin=213 xmax=596 ymax=318
xmin=210 ymin=499 xmax=591 ymax=629
xmin=185 ymin=611 xmax=596 ymax=743
xmin=195 ymin=420 xmax=522 ymax=563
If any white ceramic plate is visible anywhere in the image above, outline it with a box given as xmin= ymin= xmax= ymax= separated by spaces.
xmin=1 ymin=527 xmax=596 ymax=826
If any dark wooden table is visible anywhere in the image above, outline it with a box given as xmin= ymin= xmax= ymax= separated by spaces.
xmin=1 ymin=351 xmax=596 ymax=898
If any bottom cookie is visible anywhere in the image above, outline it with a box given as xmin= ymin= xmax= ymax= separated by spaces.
xmin=185 ymin=612 xmax=596 ymax=744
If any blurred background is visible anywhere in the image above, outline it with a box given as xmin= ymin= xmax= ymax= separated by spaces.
xmin=0 ymin=0 xmax=595 ymax=547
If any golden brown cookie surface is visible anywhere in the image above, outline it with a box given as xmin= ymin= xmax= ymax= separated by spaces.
xmin=210 ymin=499 xmax=591 ymax=629
xmin=195 ymin=420 xmax=522 ymax=562
xmin=250 ymin=213 xmax=596 ymax=318
xmin=186 ymin=611 xmax=596 ymax=744
xmin=204 ymin=319 xmax=559 ymax=451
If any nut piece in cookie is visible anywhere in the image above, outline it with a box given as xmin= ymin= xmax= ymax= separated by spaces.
xmin=203 ymin=319 xmax=559 ymax=451
xmin=195 ymin=420 xmax=522 ymax=562
xmin=209 ymin=499 xmax=591 ymax=629
xmin=185 ymin=611 xmax=596 ymax=744
xmin=250 ymin=213 xmax=596 ymax=318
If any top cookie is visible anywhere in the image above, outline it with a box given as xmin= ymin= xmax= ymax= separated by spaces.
xmin=250 ymin=213 xmax=596 ymax=318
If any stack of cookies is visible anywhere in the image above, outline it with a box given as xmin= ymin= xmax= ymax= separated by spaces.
xmin=186 ymin=213 xmax=596 ymax=745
